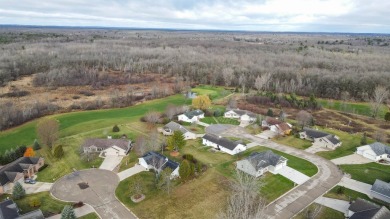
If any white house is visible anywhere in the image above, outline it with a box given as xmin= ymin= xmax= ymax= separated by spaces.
xmin=356 ymin=142 xmax=390 ymax=162
xmin=82 ymin=138 xmax=131 ymax=156
xmin=299 ymin=127 xmax=341 ymax=149
xmin=348 ymin=198 xmax=390 ymax=218
xmin=160 ymin=121 xmax=197 ymax=140
xmin=138 ymin=151 xmax=179 ymax=179
xmin=224 ymin=109 xmax=257 ymax=122
xmin=202 ymin=134 xmax=246 ymax=155
xmin=236 ymin=150 xmax=287 ymax=177
xmin=262 ymin=117 xmax=292 ymax=135
xmin=178 ymin=109 xmax=204 ymax=123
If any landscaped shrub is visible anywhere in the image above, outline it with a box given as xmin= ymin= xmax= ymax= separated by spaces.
xmin=337 ymin=186 xmax=345 ymax=194
xmin=213 ymin=109 xmax=222 ymax=117
xmin=29 ymin=198 xmax=41 ymax=207
xmin=33 ymin=139 xmax=41 ymax=150
xmin=0 ymin=145 xmax=27 ymax=165
xmin=12 ymin=182 xmax=26 ymax=200
xmin=182 ymin=154 xmax=194 ymax=161
xmin=179 ymin=159 xmax=191 ymax=180
xmin=53 ymin=145 xmax=64 ymax=158
xmin=61 ymin=205 xmax=76 ymax=219
xmin=112 ymin=125 xmax=120 ymax=132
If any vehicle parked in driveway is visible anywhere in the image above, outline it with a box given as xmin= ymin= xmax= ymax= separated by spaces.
xmin=24 ymin=178 xmax=36 ymax=184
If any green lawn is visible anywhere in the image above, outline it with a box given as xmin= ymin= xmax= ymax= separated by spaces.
xmin=191 ymin=85 xmax=232 ymax=101
xmin=0 ymin=192 xmax=70 ymax=217
xmin=78 ymin=213 xmax=100 ymax=219
xmin=294 ymin=203 xmax=345 ymax=219
xmin=315 ymin=128 xmax=373 ymax=160
xmin=324 ymin=185 xmax=388 ymax=206
xmin=318 ymin=99 xmax=388 ymax=119
xmin=0 ymin=95 xmax=186 ymax=152
xmin=273 ymin=136 xmax=313 ymax=150
xmin=260 ymin=173 xmax=295 ymax=203
xmin=200 ymin=116 xmax=239 ymax=125
xmin=339 ymin=163 xmax=390 ymax=185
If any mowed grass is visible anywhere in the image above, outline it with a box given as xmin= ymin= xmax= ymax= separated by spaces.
xmin=116 ymin=169 xmax=230 ymax=219
xmin=294 ymin=203 xmax=345 ymax=219
xmin=318 ymin=99 xmax=388 ymax=119
xmin=191 ymin=85 xmax=232 ymax=101
xmin=260 ymin=173 xmax=294 ymax=203
xmin=200 ymin=116 xmax=239 ymax=125
xmin=78 ymin=213 xmax=100 ymax=219
xmin=273 ymin=136 xmax=313 ymax=150
xmin=339 ymin=163 xmax=390 ymax=185
xmin=0 ymin=95 xmax=186 ymax=153
xmin=324 ymin=185 xmax=388 ymax=206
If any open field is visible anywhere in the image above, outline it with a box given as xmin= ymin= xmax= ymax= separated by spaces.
xmin=273 ymin=136 xmax=313 ymax=150
xmin=294 ymin=203 xmax=345 ymax=219
xmin=318 ymin=99 xmax=388 ymax=119
xmin=339 ymin=163 xmax=390 ymax=185
xmin=191 ymin=85 xmax=232 ymax=101
xmin=324 ymin=185 xmax=388 ymax=206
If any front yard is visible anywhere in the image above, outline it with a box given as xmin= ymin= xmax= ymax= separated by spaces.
xmin=273 ymin=135 xmax=312 ymax=150
xmin=324 ymin=185 xmax=388 ymax=206
xmin=339 ymin=162 xmax=390 ymax=185
xmin=200 ymin=116 xmax=240 ymax=125
xmin=294 ymin=203 xmax=345 ymax=219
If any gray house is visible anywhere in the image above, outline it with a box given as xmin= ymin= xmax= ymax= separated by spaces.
xmin=371 ymin=179 xmax=390 ymax=203
xmin=159 ymin=121 xmax=197 ymax=140
xmin=82 ymin=138 xmax=132 ymax=156
xmin=236 ymin=150 xmax=287 ymax=177
xmin=348 ymin=198 xmax=390 ymax=219
xmin=299 ymin=127 xmax=341 ymax=149
xmin=0 ymin=199 xmax=44 ymax=219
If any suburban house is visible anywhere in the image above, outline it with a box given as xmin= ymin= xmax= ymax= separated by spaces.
xmin=224 ymin=109 xmax=257 ymax=122
xmin=348 ymin=198 xmax=390 ymax=219
xmin=356 ymin=142 xmax=390 ymax=162
xmin=178 ymin=109 xmax=204 ymax=123
xmin=0 ymin=199 xmax=44 ymax=219
xmin=202 ymin=134 xmax=247 ymax=155
xmin=138 ymin=151 xmax=179 ymax=179
xmin=371 ymin=179 xmax=390 ymax=203
xmin=0 ymin=157 xmax=44 ymax=195
xmin=159 ymin=121 xmax=197 ymax=140
xmin=82 ymin=138 xmax=132 ymax=156
xmin=299 ymin=127 xmax=341 ymax=149
xmin=236 ymin=150 xmax=287 ymax=177
xmin=262 ymin=117 xmax=292 ymax=135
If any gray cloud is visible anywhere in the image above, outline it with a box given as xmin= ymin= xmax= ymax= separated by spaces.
xmin=0 ymin=0 xmax=389 ymax=33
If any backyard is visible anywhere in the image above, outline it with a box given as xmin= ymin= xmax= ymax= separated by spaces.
xmin=273 ymin=135 xmax=313 ymax=150
xmin=339 ymin=163 xmax=390 ymax=185
xmin=324 ymin=185 xmax=388 ymax=206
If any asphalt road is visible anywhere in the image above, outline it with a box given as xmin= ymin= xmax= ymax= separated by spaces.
xmin=51 ymin=169 xmax=137 ymax=219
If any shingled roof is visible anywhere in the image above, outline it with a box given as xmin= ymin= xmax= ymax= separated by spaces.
xmin=82 ymin=138 xmax=131 ymax=151
xmin=141 ymin=151 xmax=179 ymax=171
xmin=183 ymin=109 xmax=204 ymax=119
xmin=0 ymin=157 xmax=41 ymax=186
xmin=245 ymin=150 xmax=287 ymax=171
xmin=349 ymin=198 xmax=390 ymax=219
xmin=368 ymin=142 xmax=390 ymax=156
xmin=0 ymin=199 xmax=44 ymax=219
xmin=303 ymin=127 xmax=340 ymax=144
xmin=164 ymin=121 xmax=191 ymax=134
xmin=230 ymin=109 xmax=256 ymax=117
xmin=202 ymin=134 xmax=244 ymax=151
xmin=265 ymin=117 xmax=283 ymax=125
xmin=371 ymin=179 xmax=390 ymax=198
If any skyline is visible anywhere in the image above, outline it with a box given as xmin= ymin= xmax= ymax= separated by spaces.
xmin=0 ymin=0 xmax=390 ymax=33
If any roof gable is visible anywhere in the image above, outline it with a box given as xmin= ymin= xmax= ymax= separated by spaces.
xmin=203 ymin=134 xmax=244 ymax=150
xmin=245 ymin=150 xmax=286 ymax=171
xmin=371 ymin=179 xmax=390 ymax=198
xmin=183 ymin=109 xmax=204 ymax=119
xmin=82 ymin=139 xmax=131 ymax=151
xmin=369 ymin=142 xmax=390 ymax=156
xmin=0 ymin=157 xmax=42 ymax=186
xmin=0 ymin=200 xmax=19 ymax=219
xmin=164 ymin=121 xmax=190 ymax=134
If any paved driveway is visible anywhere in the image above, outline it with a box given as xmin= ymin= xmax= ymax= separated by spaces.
xmin=118 ymin=164 xmax=147 ymax=181
xmin=205 ymin=124 xmax=235 ymax=135
xmin=315 ymin=197 xmax=349 ymax=214
xmin=275 ymin=166 xmax=310 ymax=185
xmin=24 ymin=182 xmax=53 ymax=194
xmin=99 ymin=155 xmax=124 ymax=171
xmin=305 ymin=144 xmax=331 ymax=154
xmin=331 ymin=154 xmax=373 ymax=165
xmin=338 ymin=176 xmax=372 ymax=197
xmin=256 ymin=130 xmax=278 ymax=139
xmin=51 ymin=169 xmax=136 ymax=219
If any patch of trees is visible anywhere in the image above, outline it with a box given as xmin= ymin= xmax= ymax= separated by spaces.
xmin=179 ymin=154 xmax=206 ymax=181
xmin=246 ymin=93 xmax=321 ymax=110
xmin=0 ymin=145 xmax=26 ymax=165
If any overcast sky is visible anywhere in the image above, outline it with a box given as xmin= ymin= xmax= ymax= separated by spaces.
xmin=0 ymin=0 xmax=389 ymax=33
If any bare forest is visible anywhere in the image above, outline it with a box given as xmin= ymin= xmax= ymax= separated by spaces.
xmin=1 ymin=27 xmax=390 ymax=130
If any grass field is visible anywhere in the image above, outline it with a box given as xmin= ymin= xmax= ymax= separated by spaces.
xmin=324 ymin=185 xmax=388 ymax=206
xmin=78 ymin=213 xmax=100 ymax=219
xmin=339 ymin=163 xmax=390 ymax=185
xmin=200 ymin=116 xmax=239 ymax=125
xmin=260 ymin=173 xmax=294 ymax=202
xmin=294 ymin=203 xmax=345 ymax=219
xmin=273 ymin=136 xmax=313 ymax=150
xmin=191 ymin=85 xmax=232 ymax=101
xmin=318 ymin=99 xmax=388 ymax=119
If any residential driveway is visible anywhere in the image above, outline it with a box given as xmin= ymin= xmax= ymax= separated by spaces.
xmin=51 ymin=169 xmax=137 ymax=219
xmin=247 ymin=142 xmax=260 ymax=148
xmin=196 ymin=121 xmax=210 ymax=127
xmin=205 ymin=124 xmax=235 ymax=135
xmin=218 ymin=128 xmax=343 ymax=219
xmin=99 ymin=155 xmax=124 ymax=171
xmin=256 ymin=130 xmax=278 ymax=139
xmin=331 ymin=154 xmax=373 ymax=165
xmin=305 ymin=144 xmax=330 ymax=154
xmin=118 ymin=164 xmax=147 ymax=181
xmin=46 ymin=204 xmax=95 ymax=219
xmin=24 ymin=182 xmax=53 ymax=194
xmin=275 ymin=166 xmax=310 ymax=185
xmin=315 ymin=197 xmax=349 ymax=214
xmin=338 ymin=176 xmax=372 ymax=197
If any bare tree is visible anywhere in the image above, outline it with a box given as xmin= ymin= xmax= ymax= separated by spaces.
xmin=36 ymin=118 xmax=59 ymax=149
xmin=223 ymin=68 xmax=234 ymax=87
xmin=296 ymin=110 xmax=313 ymax=129
xmin=165 ymin=104 xmax=177 ymax=120
xmin=239 ymin=74 xmax=247 ymax=94
xmin=374 ymin=130 xmax=386 ymax=142
xmin=370 ymin=86 xmax=389 ymax=118
xmin=254 ymin=73 xmax=272 ymax=92
xmin=133 ymin=136 xmax=148 ymax=156
xmin=157 ymin=167 xmax=173 ymax=195
xmin=227 ymin=98 xmax=237 ymax=109
xmin=147 ymin=130 xmax=161 ymax=151
xmin=144 ymin=111 xmax=161 ymax=128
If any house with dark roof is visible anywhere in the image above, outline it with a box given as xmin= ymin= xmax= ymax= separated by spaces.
xmin=82 ymin=138 xmax=131 ymax=156
xmin=236 ymin=150 xmax=287 ymax=177
xmin=371 ymin=179 xmax=390 ymax=203
xmin=178 ymin=109 xmax=204 ymax=123
xmin=224 ymin=109 xmax=257 ymax=122
xmin=138 ymin=151 xmax=179 ymax=179
xmin=158 ymin=121 xmax=197 ymax=140
xmin=348 ymin=198 xmax=390 ymax=219
xmin=299 ymin=127 xmax=341 ymax=149
xmin=202 ymin=134 xmax=247 ymax=155
xmin=357 ymin=142 xmax=390 ymax=162
xmin=0 ymin=199 xmax=44 ymax=219
xmin=0 ymin=157 xmax=44 ymax=195
xmin=262 ymin=117 xmax=292 ymax=136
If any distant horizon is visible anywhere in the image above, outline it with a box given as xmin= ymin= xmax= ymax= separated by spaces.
xmin=1 ymin=24 xmax=390 ymax=36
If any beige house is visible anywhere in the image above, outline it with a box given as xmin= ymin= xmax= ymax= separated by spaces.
xmin=300 ymin=127 xmax=341 ymax=149
xmin=0 ymin=157 xmax=44 ymax=194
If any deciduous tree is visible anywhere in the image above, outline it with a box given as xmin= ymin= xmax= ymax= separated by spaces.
xmin=296 ymin=110 xmax=313 ymax=129
xmin=36 ymin=118 xmax=59 ymax=149
xmin=192 ymin=95 xmax=211 ymax=110
xmin=370 ymin=86 xmax=389 ymax=118
xmin=23 ymin=147 xmax=35 ymax=157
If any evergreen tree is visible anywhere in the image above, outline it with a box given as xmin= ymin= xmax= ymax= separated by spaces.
xmin=33 ymin=139 xmax=41 ymax=150
xmin=361 ymin=133 xmax=367 ymax=145
xmin=112 ymin=124 xmax=120 ymax=132
xmin=53 ymin=145 xmax=64 ymax=158
xmin=12 ymin=182 xmax=26 ymax=200
xmin=266 ymin=108 xmax=274 ymax=117
xmin=166 ymin=131 xmax=186 ymax=152
xmin=179 ymin=159 xmax=191 ymax=180
xmin=61 ymin=205 xmax=76 ymax=219
xmin=385 ymin=112 xmax=390 ymax=121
